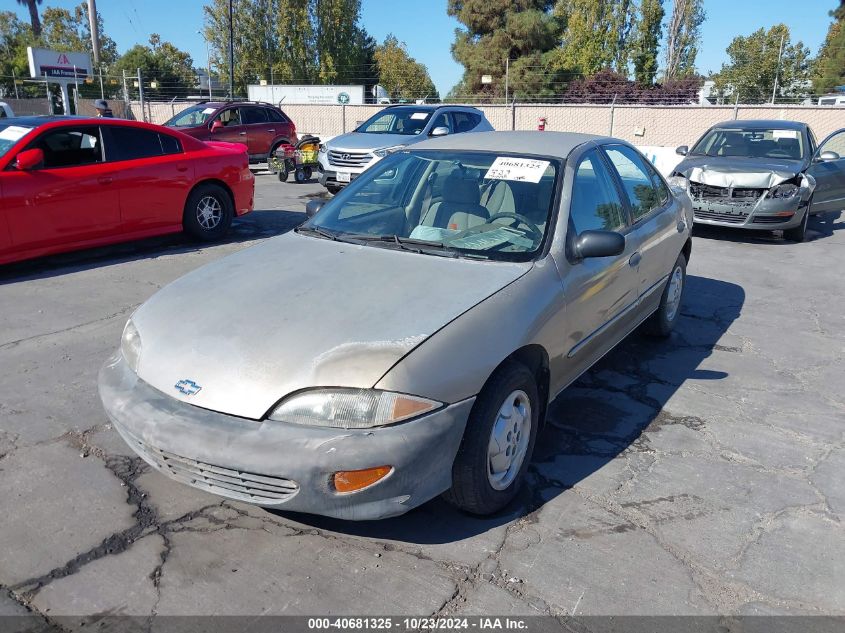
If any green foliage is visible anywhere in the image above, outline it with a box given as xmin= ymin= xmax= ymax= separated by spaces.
xmin=714 ymin=24 xmax=811 ymax=103
xmin=551 ymin=0 xmax=636 ymax=76
xmin=813 ymin=3 xmax=845 ymax=95
xmin=113 ymin=35 xmax=196 ymax=98
xmin=40 ymin=4 xmax=118 ymax=67
xmin=631 ymin=0 xmax=663 ymax=85
xmin=664 ymin=0 xmax=705 ymax=79
xmin=373 ymin=35 xmax=438 ymax=101
xmin=448 ymin=0 xmax=559 ymax=100
xmin=202 ymin=0 xmax=376 ymax=96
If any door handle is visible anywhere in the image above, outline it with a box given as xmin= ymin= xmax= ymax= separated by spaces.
xmin=239 ymin=132 xmax=247 ymax=135
xmin=267 ymin=128 xmax=275 ymax=132
xmin=98 ymin=175 xmax=114 ymax=185
xmin=628 ymin=252 xmax=642 ymax=267
xmin=677 ymin=220 xmax=686 ymax=233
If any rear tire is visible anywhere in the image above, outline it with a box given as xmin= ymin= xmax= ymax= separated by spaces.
xmin=443 ymin=361 xmax=539 ymax=516
xmin=784 ymin=208 xmax=808 ymax=242
xmin=183 ymin=183 xmax=233 ymax=242
xmin=643 ymin=253 xmax=686 ymax=338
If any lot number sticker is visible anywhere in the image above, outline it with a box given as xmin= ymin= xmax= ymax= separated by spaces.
xmin=485 ymin=157 xmax=550 ymax=183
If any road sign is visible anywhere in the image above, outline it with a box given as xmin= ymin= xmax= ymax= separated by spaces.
xmin=27 ymin=47 xmax=92 ymax=80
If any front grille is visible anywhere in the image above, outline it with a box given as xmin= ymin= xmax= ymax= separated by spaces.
xmin=124 ymin=430 xmax=299 ymax=504
xmin=328 ymin=150 xmax=372 ymax=167
xmin=693 ymin=209 xmax=749 ymax=224
xmin=689 ymin=181 xmax=765 ymax=206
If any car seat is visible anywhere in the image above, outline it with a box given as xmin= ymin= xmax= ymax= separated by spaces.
xmin=422 ymin=172 xmax=489 ymax=230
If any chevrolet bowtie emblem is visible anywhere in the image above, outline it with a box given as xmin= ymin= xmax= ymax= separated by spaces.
xmin=174 ymin=379 xmax=202 ymax=396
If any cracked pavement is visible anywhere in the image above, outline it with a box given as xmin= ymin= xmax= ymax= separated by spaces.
xmin=0 ymin=177 xmax=843 ymax=626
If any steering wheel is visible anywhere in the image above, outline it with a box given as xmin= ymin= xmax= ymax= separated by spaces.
xmin=486 ymin=212 xmax=543 ymax=242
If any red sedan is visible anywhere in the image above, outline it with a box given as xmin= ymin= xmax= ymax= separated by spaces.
xmin=0 ymin=116 xmax=254 ymax=265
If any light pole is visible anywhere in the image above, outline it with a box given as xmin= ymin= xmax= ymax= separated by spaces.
xmin=197 ymin=31 xmax=212 ymax=99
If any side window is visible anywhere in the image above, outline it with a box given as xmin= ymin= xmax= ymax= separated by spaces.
xmin=569 ymin=150 xmax=626 ymax=234
xmin=644 ymin=160 xmax=669 ymax=206
xmin=241 ymin=107 xmax=268 ymax=125
xmin=214 ymin=108 xmax=241 ymax=127
xmin=604 ymin=145 xmax=663 ymax=220
xmin=267 ymin=109 xmax=288 ymax=123
xmin=452 ymin=111 xmax=479 ymax=133
xmin=32 ymin=126 xmax=103 ymax=168
xmin=430 ymin=112 xmax=452 ymax=134
xmin=819 ymin=130 xmax=845 ymax=158
xmin=107 ymin=126 xmax=165 ymax=161
xmin=159 ymin=133 xmax=182 ymax=155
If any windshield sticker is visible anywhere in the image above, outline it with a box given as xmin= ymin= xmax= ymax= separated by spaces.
xmin=0 ymin=125 xmax=32 ymax=142
xmin=409 ymin=225 xmax=458 ymax=241
xmin=202 ymin=107 xmax=216 ymax=114
xmin=485 ymin=157 xmax=550 ymax=183
xmin=410 ymin=112 xmax=429 ymax=120
xmin=449 ymin=226 xmax=534 ymax=250
xmin=773 ymin=130 xmax=798 ymax=140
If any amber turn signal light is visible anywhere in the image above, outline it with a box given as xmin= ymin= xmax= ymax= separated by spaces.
xmin=333 ymin=466 xmax=392 ymax=493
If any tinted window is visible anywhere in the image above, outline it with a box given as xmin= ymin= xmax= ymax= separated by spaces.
xmin=452 ymin=111 xmax=480 ymax=133
xmin=570 ymin=150 xmax=626 ymax=234
xmin=241 ymin=107 xmax=268 ymax=124
xmin=32 ymin=126 xmax=102 ymax=168
xmin=108 ymin=127 xmax=164 ymax=161
xmin=267 ymin=108 xmax=287 ymax=123
xmin=430 ymin=112 xmax=452 ymax=134
xmin=159 ymin=133 xmax=182 ymax=155
xmin=604 ymin=145 xmax=662 ymax=220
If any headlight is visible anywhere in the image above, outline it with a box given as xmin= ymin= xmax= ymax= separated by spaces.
xmin=120 ymin=319 xmax=142 ymax=373
xmin=373 ymin=145 xmax=406 ymax=158
xmin=770 ymin=183 xmax=799 ymax=198
xmin=268 ymin=389 xmax=442 ymax=429
xmin=667 ymin=175 xmax=688 ymax=191
xmin=318 ymin=143 xmax=327 ymax=154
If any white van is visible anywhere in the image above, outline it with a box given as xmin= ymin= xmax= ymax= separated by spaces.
xmin=818 ymin=95 xmax=845 ymax=106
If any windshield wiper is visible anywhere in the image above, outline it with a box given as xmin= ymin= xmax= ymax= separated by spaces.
xmin=295 ymin=225 xmax=341 ymax=241
xmin=352 ymin=234 xmax=461 ymax=257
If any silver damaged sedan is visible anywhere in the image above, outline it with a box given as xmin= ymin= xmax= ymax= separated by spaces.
xmin=99 ymin=131 xmax=692 ymax=520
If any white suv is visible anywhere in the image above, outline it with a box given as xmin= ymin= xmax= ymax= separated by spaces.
xmin=318 ymin=105 xmax=494 ymax=193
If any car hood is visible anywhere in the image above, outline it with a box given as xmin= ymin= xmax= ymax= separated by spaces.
xmin=327 ymin=132 xmax=419 ymax=152
xmin=132 ymin=232 xmax=531 ymax=419
xmin=674 ymin=155 xmax=807 ymax=188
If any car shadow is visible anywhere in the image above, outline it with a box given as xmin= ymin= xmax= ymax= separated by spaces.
xmin=269 ymin=274 xmax=745 ymax=543
xmin=692 ymin=210 xmax=842 ymax=244
xmin=0 ymin=208 xmax=305 ymax=285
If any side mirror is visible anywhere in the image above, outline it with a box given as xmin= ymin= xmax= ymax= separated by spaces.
xmin=815 ymin=150 xmax=840 ymax=162
xmin=430 ymin=126 xmax=449 ymax=137
xmin=676 ymin=145 xmax=689 ymax=156
xmin=210 ymin=120 xmax=224 ymax=132
xmin=575 ymin=230 xmax=625 ymax=259
xmin=305 ymin=199 xmax=326 ymax=218
xmin=15 ymin=148 xmax=44 ymax=171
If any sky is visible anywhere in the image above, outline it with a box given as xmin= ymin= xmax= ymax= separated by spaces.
xmin=10 ymin=0 xmax=838 ymax=96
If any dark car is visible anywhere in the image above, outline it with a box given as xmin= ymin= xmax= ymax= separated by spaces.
xmin=164 ymin=101 xmax=297 ymax=166
xmin=669 ymin=119 xmax=845 ymax=242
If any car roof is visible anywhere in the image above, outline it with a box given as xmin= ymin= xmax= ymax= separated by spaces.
xmin=413 ymin=130 xmax=611 ymax=159
xmin=711 ymin=119 xmax=808 ymax=131
xmin=1 ymin=115 xmax=79 ymax=127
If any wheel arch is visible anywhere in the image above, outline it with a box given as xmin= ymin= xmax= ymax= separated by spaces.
xmin=682 ymin=237 xmax=692 ymax=264
xmin=495 ymin=344 xmax=551 ymax=430
xmin=184 ymin=178 xmax=236 ymax=219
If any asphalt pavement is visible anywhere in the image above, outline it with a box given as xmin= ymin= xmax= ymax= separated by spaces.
xmin=1 ymin=173 xmax=843 ymax=627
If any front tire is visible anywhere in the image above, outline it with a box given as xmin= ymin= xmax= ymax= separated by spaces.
xmin=784 ymin=208 xmax=808 ymax=242
xmin=183 ymin=183 xmax=233 ymax=242
xmin=643 ymin=253 xmax=686 ymax=338
xmin=443 ymin=361 xmax=539 ymax=515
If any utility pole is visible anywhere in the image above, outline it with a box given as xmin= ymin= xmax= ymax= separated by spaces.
xmin=197 ymin=31 xmax=213 ymax=99
xmin=88 ymin=0 xmax=100 ymax=66
xmin=228 ymin=0 xmax=234 ymax=99
xmin=771 ymin=31 xmax=786 ymax=105
xmin=504 ymin=58 xmax=509 ymax=104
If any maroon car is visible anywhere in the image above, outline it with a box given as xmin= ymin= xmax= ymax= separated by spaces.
xmin=164 ymin=101 xmax=297 ymax=166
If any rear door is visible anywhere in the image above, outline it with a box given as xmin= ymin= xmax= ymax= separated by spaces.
xmin=559 ymin=149 xmax=640 ymax=384
xmin=603 ymin=144 xmax=679 ymax=317
xmin=807 ymin=129 xmax=845 ymax=214
xmin=241 ymin=106 xmax=273 ymax=157
xmin=102 ymin=124 xmax=193 ymax=233
xmin=2 ymin=124 xmax=121 ymax=253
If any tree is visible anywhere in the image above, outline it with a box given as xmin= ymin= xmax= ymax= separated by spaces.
xmin=0 ymin=11 xmax=33 ymax=97
xmin=15 ymin=0 xmax=41 ymax=38
xmin=664 ymin=0 xmax=705 ymax=79
xmin=714 ymin=25 xmax=811 ymax=103
xmin=631 ymin=0 xmax=663 ymax=85
xmin=449 ymin=0 xmax=559 ymax=101
xmin=40 ymin=4 xmax=118 ymax=67
xmin=550 ymin=0 xmax=636 ymax=77
xmin=563 ymin=68 xmax=701 ymax=103
xmin=113 ymin=35 xmax=196 ymax=98
xmin=373 ymin=34 xmax=438 ymax=101
xmin=813 ymin=3 xmax=845 ymax=95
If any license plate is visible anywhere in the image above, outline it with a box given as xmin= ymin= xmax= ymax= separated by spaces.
xmin=337 ymin=171 xmax=351 ymax=183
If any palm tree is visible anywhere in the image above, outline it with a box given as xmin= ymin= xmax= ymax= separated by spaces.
xmin=16 ymin=0 xmax=43 ymax=38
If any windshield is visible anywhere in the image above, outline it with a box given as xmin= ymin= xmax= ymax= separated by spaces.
xmin=165 ymin=104 xmax=217 ymax=127
xmin=691 ymin=127 xmax=806 ymax=160
xmin=0 ymin=123 xmax=34 ymax=158
xmin=355 ymin=109 xmax=433 ymax=135
xmin=303 ymin=150 xmax=560 ymax=262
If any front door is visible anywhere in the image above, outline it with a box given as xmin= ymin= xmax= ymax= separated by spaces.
xmin=554 ymin=149 xmax=640 ymax=392
xmin=2 ymin=124 xmax=121 ymax=254
xmin=807 ymin=129 xmax=845 ymax=214
xmin=209 ymin=107 xmax=248 ymax=149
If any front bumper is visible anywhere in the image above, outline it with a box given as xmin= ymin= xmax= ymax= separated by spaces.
xmin=690 ymin=187 xmax=809 ymax=229
xmin=317 ymin=151 xmax=382 ymax=189
xmin=98 ymin=354 xmax=473 ymax=520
